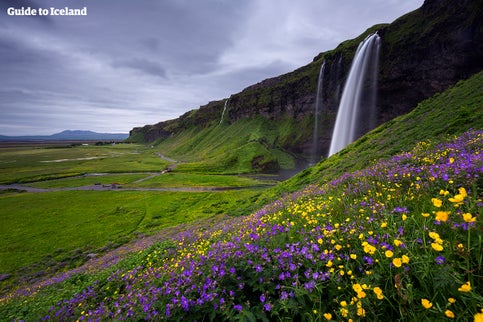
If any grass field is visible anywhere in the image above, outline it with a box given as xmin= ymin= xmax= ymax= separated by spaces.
xmin=0 ymin=142 xmax=269 ymax=294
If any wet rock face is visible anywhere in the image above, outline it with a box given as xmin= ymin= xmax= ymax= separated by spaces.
xmin=131 ymin=0 xmax=483 ymax=158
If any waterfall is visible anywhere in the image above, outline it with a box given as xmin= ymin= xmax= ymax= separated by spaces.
xmin=219 ymin=98 xmax=229 ymax=125
xmin=311 ymin=61 xmax=326 ymax=164
xmin=328 ymin=33 xmax=381 ymax=156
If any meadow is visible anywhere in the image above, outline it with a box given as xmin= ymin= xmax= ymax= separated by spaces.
xmin=0 ymin=142 xmax=268 ymax=295
xmin=1 ymin=129 xmax=481 ymax=321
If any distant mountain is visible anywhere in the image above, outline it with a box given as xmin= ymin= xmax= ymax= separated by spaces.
xmin=0 ymin=130 xmax=129 ymax=141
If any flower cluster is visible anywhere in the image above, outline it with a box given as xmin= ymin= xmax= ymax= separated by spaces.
xmin=8 ymin=130 xmax=482 ymax=321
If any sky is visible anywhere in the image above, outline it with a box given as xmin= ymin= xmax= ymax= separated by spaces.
xmin=0 ymin=0 xmax=424 ymax=136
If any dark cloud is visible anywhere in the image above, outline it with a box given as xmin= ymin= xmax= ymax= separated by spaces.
xmin=0 ymin=0 xmax=424 ymax=135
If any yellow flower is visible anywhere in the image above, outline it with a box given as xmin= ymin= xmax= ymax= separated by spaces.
xmin=394 ymin=239 xmax=403 ymax=247
xmin=317 ymin=238 xmax=323 ymax=244
xmin=373 ymin=287 xmax=384 ymax=300
xmin=421 ymin=298 xmax=433 ymax=309
xmin=458 ymin=281 xmax=471 ymax=293
xmin=357 ymin=307 xmax=366 ymax=317
xmin=432 ymin=198 xmax=443 ymax=207
xmin=401 ymin=255 xmax=410 ymax=264
xmin=475 ymin=312 xmax=483 ymax=322
xmin=323 ymin=313 xmax=332 ymax=320
xmin=402 ymin=214 xmax=407 ymax=221
xmin=350 ymin=254 xmax=357 ymax=260
xmin=385 ymin=250 xmax=394 ymax=258
xmin=462 ymin=213 xmax=476 ymax=223
xmin=445 ymin=310 xmax=455 ymax=319
xmin=392 ymin=258 xmax=402 ymax=267
xmin=440 ymin=189 xmax=450 ymax=196
xmin=421 ymin=212 xmax=430 ymax=217
xmin=448 ymin=297 xmax=456 ymax=304
xmin=429 ymin=231 xmax=440 ymax=240
xmin=313 ymin=310 xmax=317 ymax=314
xmin=435 ymin=211 xmax=449 ymax=222
xmin=381 ymin=222 xmax=388 ymax=228
xmin=431 ymin=243 xmax=444 ymax=251
xmin=340 ymin=301 xmax=347 ymax=307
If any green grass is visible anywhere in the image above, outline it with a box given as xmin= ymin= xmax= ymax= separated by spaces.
xmin=123 ymin=172 xmax=273 ymax=188
xmin=0 ymin=188 xmax=261 ymax=292
xmin=27 ymin=173 xmax=149 ymax=188
xmin=0 ymin=144 xmax=169 ymax=184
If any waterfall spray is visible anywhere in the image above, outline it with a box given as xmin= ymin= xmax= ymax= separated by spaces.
xmin=328 ymin=33 xmax=380 ymax=156
xmin=311 ymin=61 xmax=326 ymax=164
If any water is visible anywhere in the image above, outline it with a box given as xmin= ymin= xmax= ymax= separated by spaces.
xmin=219 ymin=98 xmax=229 ymax=125
xmin=311 ymin=61 xmax=326 ymax=164
xmin=328 ymin=33 xmax=381 ymax=156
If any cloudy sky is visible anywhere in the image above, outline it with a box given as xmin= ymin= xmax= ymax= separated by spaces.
xmin=0 ymin=0 xmax=424 ymax=136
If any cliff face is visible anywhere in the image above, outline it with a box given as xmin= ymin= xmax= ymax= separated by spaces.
xmin=130 ymin=0 xmax=483 ymax=159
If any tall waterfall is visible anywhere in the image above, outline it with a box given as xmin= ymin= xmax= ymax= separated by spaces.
xmin=219 ymin=98 xmax=229 ymax=125
xmin=311 ymin=61 xmax=326 ymax=164
xmin=328 ymin=33 xmax=381 ymax=156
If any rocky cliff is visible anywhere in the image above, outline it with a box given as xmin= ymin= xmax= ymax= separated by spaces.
xmin=130 ymin=0 xmax=483 ymax=159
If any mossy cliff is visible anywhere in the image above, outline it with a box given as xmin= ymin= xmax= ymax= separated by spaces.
xmin=129 ymin=0 xmax=483 ymax=168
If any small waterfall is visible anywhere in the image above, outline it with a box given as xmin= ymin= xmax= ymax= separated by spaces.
xmin=219 ymin=98 xmax=229 ymax=125
xmin=328 ymin=33 xmax=380 ymax=156
xmin=311 ymin=61 xmax=326 ymax=164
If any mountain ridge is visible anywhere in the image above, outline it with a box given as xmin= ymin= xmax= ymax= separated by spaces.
xmin=0 ymin=130 xmax=129 ymax=141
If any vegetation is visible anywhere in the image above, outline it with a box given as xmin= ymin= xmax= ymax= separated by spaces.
xmin=2 ymin=129 xmax=481 ymax=321
xmin=0 ymin=68 xmax=482 ymax=321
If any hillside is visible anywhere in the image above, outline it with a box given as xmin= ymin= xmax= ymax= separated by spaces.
xmin=2 ymin=70 xmax=482 ymax=321
xmin=129 ymin=0 xmax=483 ymax=166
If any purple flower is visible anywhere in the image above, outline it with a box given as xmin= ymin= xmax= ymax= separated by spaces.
xmin=435 ymin=256 xmax=446 ymax=264
xmin=233 ymin=304 xmax=243 ymax=312
xmin=260 ymin=294 xmax=266 ymax=303
xmin=264 ymin=303 xmax=271 ymax=312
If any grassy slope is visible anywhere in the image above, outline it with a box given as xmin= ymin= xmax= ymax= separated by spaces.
xmin=153 ymin=115 xmax=312 ymax=174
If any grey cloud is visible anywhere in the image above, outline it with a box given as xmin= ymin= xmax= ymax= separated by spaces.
xmin=112 ymin=58 xmax=167 ymax=79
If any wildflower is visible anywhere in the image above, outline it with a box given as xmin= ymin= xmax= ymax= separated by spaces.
xmin=449 ymin=188 xmax=467 ymax=205
xmin=440 ymin=189 xmax=450 ymax=196
xmin=448 ymin=298 xmax=456 ymax=304
xmin=357 ymin=307 xmax=366 ymax=317
xmin=401 ymin=255 xmax=410 ymax=264
xmin=421 ymin=298 xmax=433 ymax=309
xmin=431 ymin=243 xmax=444 ymax=251
xmin=402 ymin=214 xmax=407 ymax=221
xmin=429 ymin=232 xmax=440 ymax=240
xmin=462 ymin=213 xmax=476 ymax=223
xmin=392 ymin=258 xmax=402 ymax=267
xmin=475 ymin=311 xmax=483 ymax=322
xmin=435 ymin=211 xmax=449 ymax=222
xmin=350 ymin=254 xmax=357 ymax=260
xmin=373 ymin=287 xmax=384 ymax=300
xmin=263 ymin=303 xmax=271 ymax=312
xmin=445 ymin=310 xmax=455 ymax=318
xmin=385 ymin=250 xmax=394 ymax=258
xmin=458 ymin=281 xmax=471 ymax=293
xmin=421 ymin=213 xmax=430 ymax=217
xmin=432 ymin=198 xmax=443 ymax=207
xmin=435 ymin=255 xmax=446 ymax=264
xmin=233 ymin=304 xmax=243 ymax=311
xmin=323 ymin=313 xmax=332 ymax=320
xmin=394 ymin=239 xmax=403 ymax=247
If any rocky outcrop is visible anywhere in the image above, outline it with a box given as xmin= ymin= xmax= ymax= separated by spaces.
xmin=130 ymin=0 xmax=483 ymax=159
